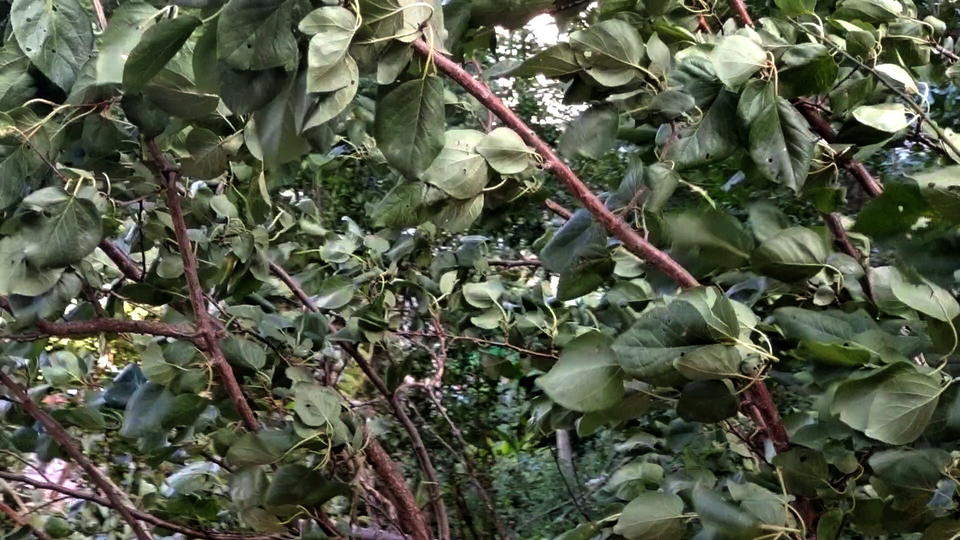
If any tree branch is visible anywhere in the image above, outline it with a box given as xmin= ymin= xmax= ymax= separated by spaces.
xmin=412 ymin=40 xmax=699 ymax=289
xmin=793 ymin=99 xmax=885 ymax=197
xmin=268 ymin=261 xmax=436 ymax=540
xmin=28 ymin=318 xmax=198 ymax=342
xmin=0 ymin=372 xmax=153 ymax=540
xmin=98 ymin=240 xmax=145 ymax=282
xmin=0 ymin=471 xmax=284 ymax=540
xmin=544 ymin=198 xmax=573 ymax=220
xmin=147 ymin=139 xmax=260 ymax=432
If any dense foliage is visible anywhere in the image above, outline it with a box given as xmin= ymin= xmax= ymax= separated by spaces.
xmin=2 ymin=0 xmax=960 ymax=538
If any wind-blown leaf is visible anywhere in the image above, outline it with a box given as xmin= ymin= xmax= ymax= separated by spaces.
xmin=20 ymin=187 xmax=102 ymax=269
xmin=124 ymin=16 xmax=201 ymax=91
xmin=11 ymin=0 xmax=93 ymax=90
xmin=536 ymin=332 xmax=624 ymax=412
xmin=218 ymin=0 xmax=298 ymax=71
xmin=374 ymin=77 xmax=446 ymax=179
xmin=613 ymin=492 xmax=685 ymax=539
xmin=738 ymin=80 xmax=817 ymax=191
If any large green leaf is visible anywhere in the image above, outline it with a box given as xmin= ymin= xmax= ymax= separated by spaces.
xmin=11 ymin=0 xmax=94 ymax=90
xmin=751 ymin=226 xmax=829 ymax=280
xmin=711 ymin=35 xmax=767 ymax=88
xmin=570 ymin=20 xmax=645 ymax=87
xmin=302 ymin=6 xmax=357 ymax=86
xmin=422 ymin=130 xmax=489 ymax=198
xmin=476 ymin=127 xmax=534 ymax=174
xmin=832 ymin=363 xmax=944 ymax=444
xmin=218 ymin=0 xmax=299 ymax=71
xmin=737 ymin=80 xmax=817 ymax=191
xmin=19 ymin=187 xmax=102 ymax=269
xmin=614 ymin=300 xmax=714 ymax=385
xmin=124 ymin=16 xmax=201 ymax=92
xmin=0 ymin=43 xmax=36 ymax=111
xmin=374 ymin=77 xmax=446 ymax=179
xmin=871 ymin=266 xmax=960 ymax=322
xmin=663 ymin=91 xmax=738 ymax=169
xmin=536 ymin=332 xmax=625 ymax=412
xmin=613 ymin=492 xmax=685 ymax=539
xmin=559 ymin=105 xmax=619 ymax=160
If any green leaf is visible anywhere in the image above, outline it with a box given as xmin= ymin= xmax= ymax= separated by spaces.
xmin=852 ymin=103 xmax=913 ymax=132
xmin=666 ymin=209 xmax=755 ymax=269
xmin=302 ymin=7 xmax=357 ymax=87
xmin=182 ymin=129 xmax=241 ymax=180
xmin=675 ymin=344 xmax=742 ymax=380
xmin=227 ymin=430 xmax=295 ymax=467
xmin=737 ymin=80 xmax=817 ymax=191
xmin=775 ymin=0 xmax=817 ymax=14
xmin=663 ymin=91 xmax=738 ymax=169
xmin=711 ymin=35 xmax=767 ymax=88
xmin=221 ymin=337 xmax=267 ymax=370
xmin=773 ymin=448 xmax=830 ymax=497
xmin=423 ymin=130 xmax=489 ymax=198
xmin=123 ymin=16 xmax=201 ymax=92
xmin=570 ymin=20 xmax=645 ymax=87
xmin=677 ymin=379 xmax=738 ymax=422
xmin=853 ymin=181 xmax=927 ymax=238
xmin=613 ymin=492 xmax=685 ymax=539
xmin=0 ymin=237 xmax=64 ymax=296
xmin=11 ymin=0 xmax=94 ymax=90
xmin=120 ymin=382 xmax=174 ymax=438
xmin=476 ymin=127 xmax=534 ymax=174
xmin=871 ymin=266 xmax=960 ymax=322
xmin=614 ymin=300 xmax=713 ymax=385
xmin=692 ymin=487 xmax=762 ymax=538
xmin=0 ymin=43 xmax=36 ymax=111
xmin=559 ymin=105 xmax=619 ymax=160
xmin=20 ymin=187 xmax=103 ymax=269
xmin=374 ymin=76 xmax=446 ymax=179
xmin=536 ymin=332 xmax=625 ymax=412
xmin=778 ymin=44 xmax=838 ymax=98
xmin=217 ymin=0 xmax=299 ymax=71
xmin=540 ymin=209 xmax=607 ymax=274
xmin=246 ymin=76 xmax=310 ymax=167
xmin=313 ymin=275 xmax=354 ymax=309
xmin=508 ymin=43 xmax=581 ymax=78
xmin=41 ymin=351 xmax=85 ymax=387
xmin=832 ymin=363 xmax=944 ymax=444
xmin=292 ymin=383 xmax=341 ymax=427
xmin=264 ymin=465 xmax=350 ymax=507
xmin=751 ymin=226 xmax=829 ymax=281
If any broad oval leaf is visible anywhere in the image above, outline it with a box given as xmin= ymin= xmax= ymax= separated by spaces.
xmin=536 ymin=332 xmax=625 ymax=412
xmin=11 ymin=0 xmax=94 ymax=90
xmin=613 ymin=492 xmax=685 ymax=539
xmin=374 ymin=76 xmax=446 ymax=179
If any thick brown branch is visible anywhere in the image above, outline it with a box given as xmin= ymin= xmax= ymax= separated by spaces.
xmin=793 ymin=100 xmax=885 ymax=197
xmin=147 ymin=139 xmax=260 ymax=432
xmin=728 ymin=0 xmax=754 ymax=26
xmin=0 ymin=471 xmax=282 ymax=540
xmin=98 ymin=240 xmax=144 ymax=282
xmin=364 ymin=438 xmax=432 ymax=540
xmin=0 ymin=373 xmax=153 ymax=540
xmin=413 ymin=40 xmax=699 ymax=289
xmin=30 ymin=318 xmax=197 ymax=341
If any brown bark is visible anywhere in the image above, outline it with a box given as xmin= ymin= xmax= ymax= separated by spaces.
xmin=365 ymin=438 xmax=433 ymax=540
xmin=31 ymin=318 xmax=197 ymax=342
xmin=793 ymin=100 xmax=885 ymax=197
xmin=147 ymin=140 xmax=260 ymax=433
xmin=412 ymin=40 xmax=700 ymax=289
xmin=0 ymin=373 xmax=153 ymax=540
xmin=98 ymin=240 xmax=145 ymax=282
